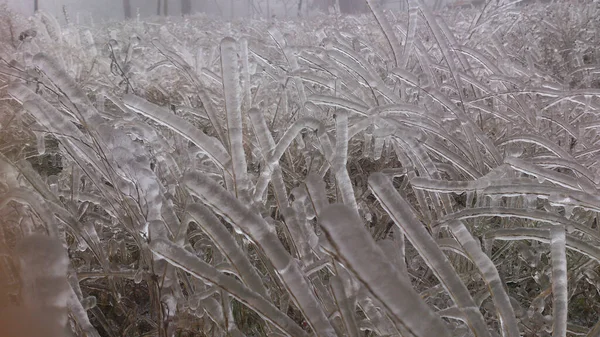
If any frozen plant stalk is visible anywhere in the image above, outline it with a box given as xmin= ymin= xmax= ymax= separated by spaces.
xmin=551 ymin=226 xmax=568 ymax=337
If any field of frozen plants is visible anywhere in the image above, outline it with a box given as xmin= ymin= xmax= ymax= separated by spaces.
xmin=1 ymin=0 xmax=600 ymax=336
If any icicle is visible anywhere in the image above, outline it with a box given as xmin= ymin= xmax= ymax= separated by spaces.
xmin=33 ymin=131 xmax=46 ymax=155
xmin=80 ymin=296 xmax=97 ymax=311
xmin=134 ymin=268 xmax=143 ymax=284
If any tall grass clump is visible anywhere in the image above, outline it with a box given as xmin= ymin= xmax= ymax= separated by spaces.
xmin=1 ymin=1 xmax=600 ymax=336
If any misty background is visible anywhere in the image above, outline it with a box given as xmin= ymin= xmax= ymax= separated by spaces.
xmin=1 ymin=0 xmax=448 ymax=24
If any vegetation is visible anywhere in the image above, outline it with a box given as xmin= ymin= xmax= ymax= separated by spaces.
xmin=1 ymin=1 xmax=600 ymax=336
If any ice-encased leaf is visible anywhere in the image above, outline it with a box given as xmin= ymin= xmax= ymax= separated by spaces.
xmin=304 ymin=173 xmax=329 ymax=217
xmin=318 ymin=204 xmax=451 ymax=337
xmin=268 ymin=27 xmax=307 ymax=105
xmin=123 ymin=94 xmax=231 ymax=171
xmin=441 ymin=207 xmax=598 ymax=240
xmin=199 ymin=89 xmax=229 ymax=150
xmin=247 ymin=108 xmax=288 ymax=204
xmin=247 ymin=108 xmax=310 ymax=259
xmin=482 ymin=183 xmax=600 ymax=212
xmin=505 ymin=156 xmax=595 ymax=193
xmin=8 ymin=85 xmax=108 ymax=178
xmin=183 ymin=172 xmax=336 ymax=337
xmin=185 ymin=203 xmax=267 ymax=298
xmin=308 ymin=95 xmax=368 ymax=115
xmin=33 ymin=53 xmax=102 ymax=125
xmin=333 ymin=111 xmax=358 ymax=213
xmin=485 ymin=228 xmax=600 ymax=263
xmin=403 ymin=0 xmax=418 ymax=68
xmin=221 ymin=37 xmax=250 ymax=200
xmin=329 ymin=269 xmax=360 ymax=337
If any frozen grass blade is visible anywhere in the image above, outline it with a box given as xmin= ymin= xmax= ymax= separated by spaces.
xmin=3 ymin=4 xmax=600 ymax=336
xmin=199 ymin=89 xmax=229 ymax=150
xmin=403 ymin=0 xmax=418 ymax=68
xmin=329 ymin=269 xmax=360 ymax=337
xmin=445 ymin=220 xmax=519 ymax=337
xmin=368 ymin=173 xmax=491 ymax=337
xmin=185 ymin=203 xmax=268 ymax=298
xmin=333 ymin=111 xmax=358 ymax=213
xmin=441 ymin=207 xmax=599 ymax=240
xmin=149 ymin=239 xmax=309 ymax=337
xmin=247 ymin=107 xmax=308 ymax=258
xmin=365 ymin=0 xmax=403 ymax=67
xmin=485 ymin=228 xmax=600 ymax=263
xmin=319 ymin=204 xmax=451 ymax=337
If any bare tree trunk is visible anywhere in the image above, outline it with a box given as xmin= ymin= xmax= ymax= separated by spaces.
xmin=123 ymin=0 xmax=132 ymax=18
xmin=157 ymin=0 xmax=162 ymax=15
xmin=181 ymin=0 xmax=192 ymax=15
xmin=34 ymin=0 xmax=38 ymax=12
xmin=163 ymin=0 xmax=169 ymax=16
xmin=298 ymin=0 xmax=303 ymax=16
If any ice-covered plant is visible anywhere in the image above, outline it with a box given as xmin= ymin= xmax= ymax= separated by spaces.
xmin=1 ymin=1 xmax=600 ymax=336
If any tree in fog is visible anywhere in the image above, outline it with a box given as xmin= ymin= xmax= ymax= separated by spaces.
xmin=181 ymin=0 xmax=192 ymax=15
xmin=339 ymin=0 xmax=367 ymax=13
xmin=123 ymin=0 xmax=132 ymax=18
xmin=314 ymin=0 xmax=367 ymax=14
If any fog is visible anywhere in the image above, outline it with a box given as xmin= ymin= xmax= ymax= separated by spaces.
xmin=1 ymin=0 xmax=444 ymax=24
